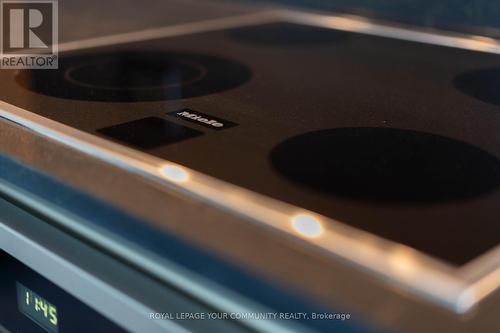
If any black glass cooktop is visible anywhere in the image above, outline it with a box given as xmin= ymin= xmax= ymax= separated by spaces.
xmin=2 ymin=22 xmax=500 ymax=266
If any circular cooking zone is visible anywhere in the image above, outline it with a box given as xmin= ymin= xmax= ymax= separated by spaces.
xmin=16 ymin=51 xmax=252 ymax=102
xmin=271 ymin=128 xmax=500 ymax=203
xmin=453 ymin=68 xmax=500 ymax=106
xmin=229 ymin=22 xmax=349 ymax=46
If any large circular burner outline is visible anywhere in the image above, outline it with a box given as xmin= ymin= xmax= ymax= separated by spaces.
xmin=270 ymin=127 xmax=500 ymax=204
xmin=63 ymin=58 xmax=208 ymax=91
xmin=16 ymin=51 xmax=252 ymax=102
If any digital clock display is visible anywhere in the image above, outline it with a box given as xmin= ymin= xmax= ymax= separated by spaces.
xmin=1 ymin=250 xmax=128 ymax=333
xmin=16 ymin=282 xmax=59 ymax=333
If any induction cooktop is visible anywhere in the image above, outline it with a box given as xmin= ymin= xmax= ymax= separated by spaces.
xmin=0 ymin=11 xmax=499 ymax=313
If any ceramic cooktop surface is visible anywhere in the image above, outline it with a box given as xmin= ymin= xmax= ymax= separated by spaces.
xmin=2 ymin=21 xmax=500 ymax=266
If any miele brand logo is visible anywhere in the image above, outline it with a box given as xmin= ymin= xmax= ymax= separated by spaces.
xmin=177 ymin=110 xmax=223 ymax=128
xmin=167 ymin=109 xmax=238 ymax=131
